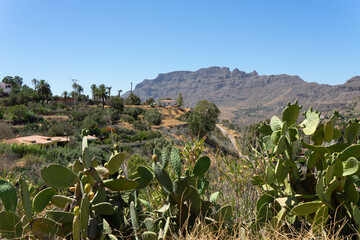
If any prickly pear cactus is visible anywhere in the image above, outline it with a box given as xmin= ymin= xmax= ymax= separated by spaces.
xmin=134 ymin=146 xmax=232 ymax=236
xmin=0 ymin=133 xmax=140 ymax=239
xmin=253 ymin=102 xmax=360 ymax=235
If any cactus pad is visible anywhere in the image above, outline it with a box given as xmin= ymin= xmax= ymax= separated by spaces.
xmin=46 ymin=210 xmax=74 ymax=223
xmin=0 ymin=211 xmax=22 ymax=239
xmin=103 ymin=178 xmax=139 ymax=191
xmin=170 ymin=147 xmax=182 ymax=178
xmin=106 ymin=153 xmax=125 ymax=175
xmin=342 ymin=157 xmax=359 ymax=176
xmin=0 ymin=179 xmax=17 ymax=213
xmin=92 ymin=202 xmax=115 ymax=215
xmin=51 ymin=195 xmax=73 ymax=209
xmin=300 ymin=109 xmax=320 ymax=135
xmin=193 ymin=156 xmax=210 ymax=177
xmin=142 ymin=231 xmax=157 ymax=240
xmin=30 ymin=218 xmax=59 ymax=239
xmin=153 ymin=162 xmax=173 ymax=194
xmin=19 ymin=177 xmax=33 ymax=221
xmin=137 ymin=166 xmax=154 ymax=182
xmin=292 ymin=200 xmax=322 ymax=216
xmin=41 ymin=164 xmax=80 ymax=188
xmin=32 ymin=187 xmax=57 ymax=212
xmin=282 ymin=103 xmax=300 ymax=126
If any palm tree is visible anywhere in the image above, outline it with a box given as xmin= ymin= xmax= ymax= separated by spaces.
xmin=62 ymin=91 xmax=68 ymax=101
xmin=97 ymin=84 xmax=108 ymax=108
xmin=32 ymin=79 xmax=38 ymax=90
xmin=37 ymin=79 xmax=52 ymax=104
xmin=72 ymin=79 xmax=78 ymax=94
xmin=91 ymin=84 xmax=98 ymax=104
xmin=118 ymin=89 xmax=122 ymax=98
xmin=107 ymin=86 xmax=112 ymax=97
xmin=76 ymin=85 xmax=84 ymax=95
xmin=70 ymin=91 xmax=76 ymax=100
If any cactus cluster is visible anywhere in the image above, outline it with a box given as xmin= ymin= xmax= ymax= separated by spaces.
xmin=254 ymin=102 xmax=360 ymax=235
xmin=126 ymin=146 xmax=233 ymax=239
xmin=0 ymin=130 xmax=140 ymax=239
xmin=0 ymin=130 xmax=231 ymax=239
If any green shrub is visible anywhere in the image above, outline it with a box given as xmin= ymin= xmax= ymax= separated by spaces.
xmin=21 ymin=154 xmax=45 ymax=167
xmin=127 ymin=153 xmax=149 ymax=175
xmin=70 ymin=108 xmax=88 ymax=121
xmin=107 ymin=96 xmax=124 ymax=113
xmin=27 ymin=102 xmax=50 ymax=115
xmin=131 ymin=130 xmax=161 ymax=142
xmin=125 ymin=92 xmax=141 ymax=105
xmin=81 ymin=115 xmax=106 ymax=136
xmin=47 ymin=121 xmax=75 ymax=136
xmin=119 ymin=114 xmax=135 ymax=123
xmin=143 ymin=137 xmax=173 ymax=153
xmin=133 ymin=120 xmax=150 ymax=131
xmin=7 ymin=105 xmax=38 ymax=124
xmin=0 ymin=122 xmax=14 ymax=139
xmin=123 ymin=107 xmax=144 ymax=119
xmin=8 ymin=143 xmax=44 ymax=157
xmin=144 ymin=109 xmax=162 ymax=125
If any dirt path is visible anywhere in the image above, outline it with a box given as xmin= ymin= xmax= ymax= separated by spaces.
xmin=216 ymin=124 xmax=242 ymax=157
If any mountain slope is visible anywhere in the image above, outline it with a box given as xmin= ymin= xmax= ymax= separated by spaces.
xmin=125 ymin=67 xmax=360 ymax=124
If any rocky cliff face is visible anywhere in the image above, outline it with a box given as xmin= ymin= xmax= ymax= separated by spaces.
xmin=124 ymin=67 xmax=360 ymax=124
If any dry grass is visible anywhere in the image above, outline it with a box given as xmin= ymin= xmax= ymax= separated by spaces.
xmin=179 ymin=220 xmax=353 ymax=240
xmin=43 ymin=115 xmax=70 ymax=121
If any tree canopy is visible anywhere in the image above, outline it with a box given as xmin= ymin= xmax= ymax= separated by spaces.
xmin=2 ymin=76 xmax=23 ymax=89
xmin=187 ymin=100 xmax=220 ymax=137
xmin=177 ymin=92 xmax=183 ymax=107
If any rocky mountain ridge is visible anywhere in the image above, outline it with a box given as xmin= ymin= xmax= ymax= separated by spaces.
xmin=124 ymin=67 xmax=360 ymax=124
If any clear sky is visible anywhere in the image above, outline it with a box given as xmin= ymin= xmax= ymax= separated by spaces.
xmin=0 ymin=0 xmax=359 ymax=96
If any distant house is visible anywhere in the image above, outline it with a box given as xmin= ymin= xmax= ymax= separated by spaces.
xmin=156 ymin=99 xmax=177 ymax=107
xmin=0 ymin=82 xmax=12 ymax=93
xmin=3 ymin=135 xmax=98 ymax=149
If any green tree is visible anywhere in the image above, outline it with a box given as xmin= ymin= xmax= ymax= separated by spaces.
xmin=107 ymin=96 xmax=124 ymax=113
xmin=145 ymin=97 xmax=155 ymax=105
xmin=6 ymin=85 xmax=39 ymax=105
xmin=144 ymin=109 xmax=162 ymax=125
xmin=91 ymin=84 xmax=98 ymax=105
xmin=76 ymin=84 xmax=84 ymax=95
xmin=47 ymin=121 xmax=75 ymax=136
xmin=126 ymin=93 xmax=141 ymax=105
xmin=97 ymin=84 xmax=108 ymax=108
xmin=187 ymin=100 xmax=220 ymax=137
xmin=36 ymin=79 xmax=52 ymax=104
xmin=32 ymin=78 xmax=38 ymax=89
xmin=2 ymin=76 xmax=23 ymax=89
xmin=62 ymin=91 xmax=68 ymax=101
xmin=177 ymin=92 xmax=183 ymax=107
xmin=7 ymin=105 xmax=36 ymax=123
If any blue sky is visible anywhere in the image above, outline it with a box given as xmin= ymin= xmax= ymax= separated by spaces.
xmin=0 ymin=0 xmax=359 ymax=96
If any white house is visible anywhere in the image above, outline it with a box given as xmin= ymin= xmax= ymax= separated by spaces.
xmin=0 ymin=82 xmax=12 ymax=93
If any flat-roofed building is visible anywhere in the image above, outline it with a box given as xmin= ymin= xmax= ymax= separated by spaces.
xmin=3 ymin=135 xmax=98 ymax=149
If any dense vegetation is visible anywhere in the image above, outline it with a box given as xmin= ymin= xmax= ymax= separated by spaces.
xmin=1 ymin=75 xmax=360 ymax=239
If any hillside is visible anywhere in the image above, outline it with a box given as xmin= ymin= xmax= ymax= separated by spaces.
xmin=124 ymin=67 xmax=360 ymax=125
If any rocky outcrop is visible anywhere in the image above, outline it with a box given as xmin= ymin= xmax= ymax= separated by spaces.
xmin=124 ymin=67 xmax=360 ymax=124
